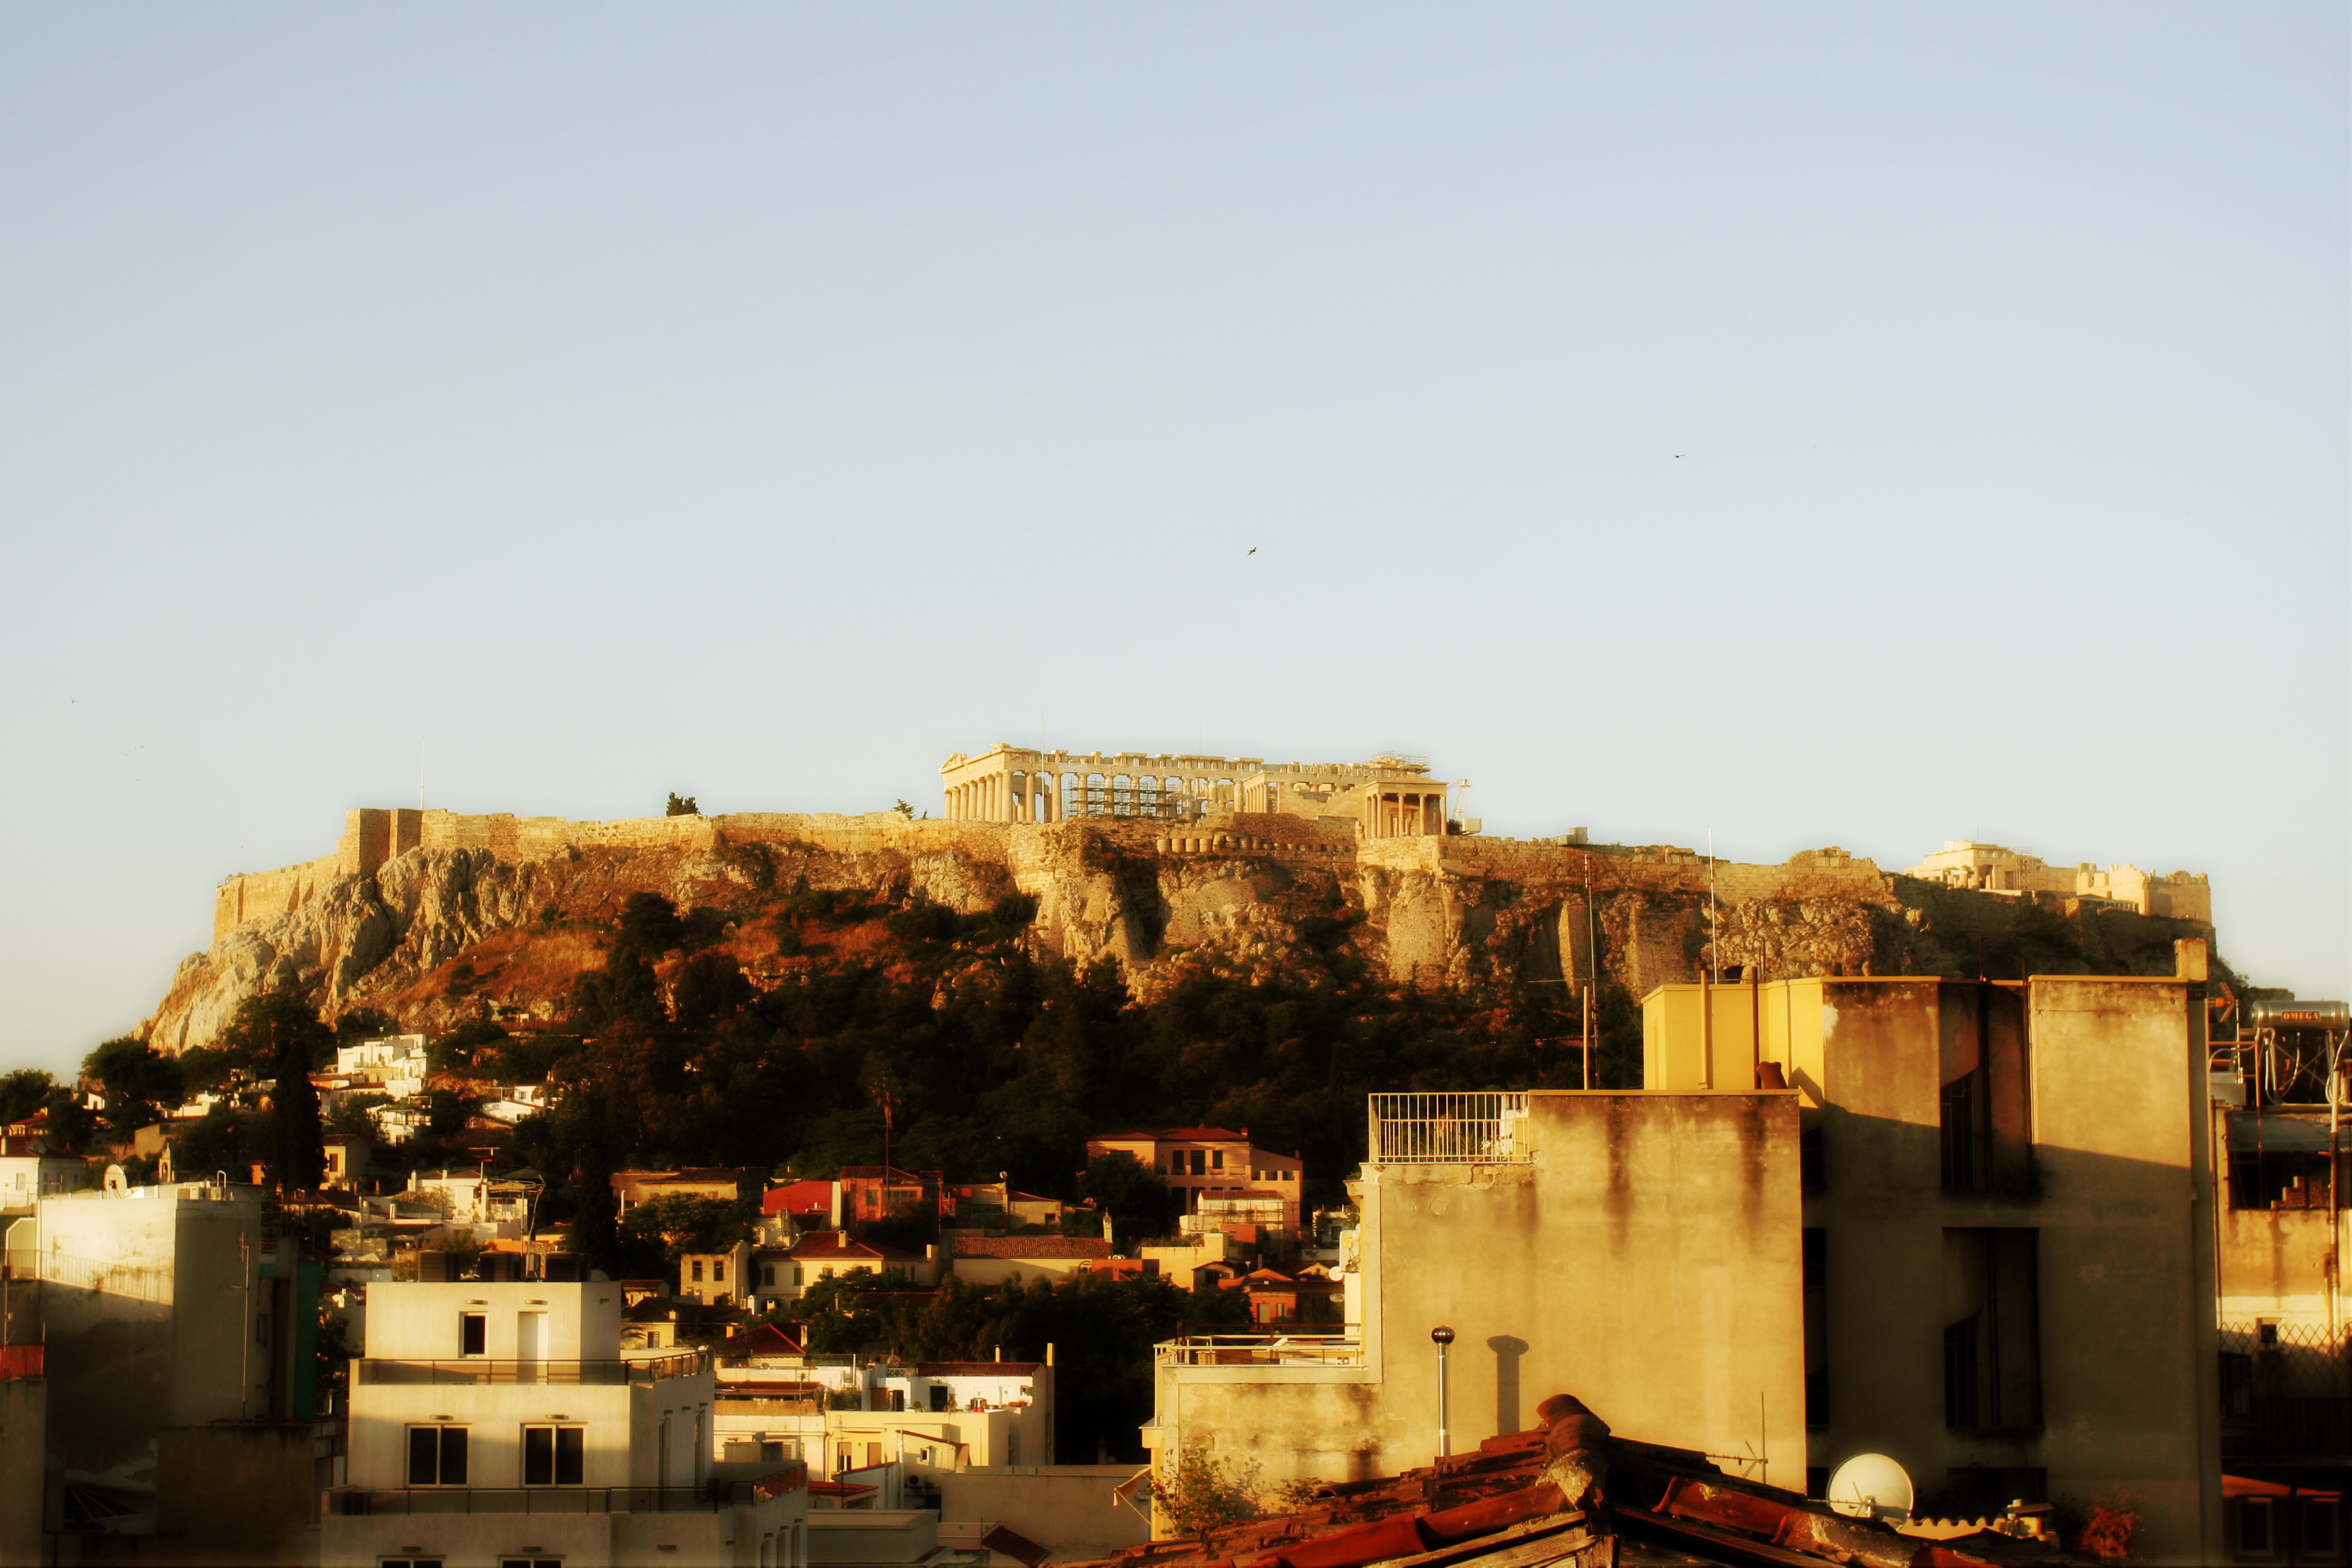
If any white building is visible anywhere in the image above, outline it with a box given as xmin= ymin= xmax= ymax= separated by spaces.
xmin=324 ymin=1279 xmax=808 ymax=1567
xmin=336 ymin=1034 xmax=427 ymax=1077
xmin=0 ymin=1154 xmax=82 ymax=1214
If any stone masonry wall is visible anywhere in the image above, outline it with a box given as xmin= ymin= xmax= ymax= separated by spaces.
xmin=168 ymin=808 xmax=2218 ymax=1054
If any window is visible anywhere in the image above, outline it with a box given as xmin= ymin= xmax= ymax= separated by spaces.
xmin=2308 ymin=1498 xmax=2340 ymax=1556
xmin=1802 ymin=1229 xmax=1828 ymax=1429
xmin=500 ymin=1559 xmax=561 ymax=1568
xmin=406 ymin=1425 xmax=469 ymax=1486
xmin=2242 ymin=1498 xmax=2274 ymax=1556
xmin=521 ymin=1424 xmax=585 ymax=1486
xmin=760 ymin=1264 xmax=776 ymax=1287
xmin=1211 ymin=1151 xmax=1224 ymax=1171
xmin=866 ymin=1441 xmax=882 ymax=1468
xmin=1800 ymin=1127 xmax=1825 ymax=1191
xmin=713 ymin=1259 xmax=725 ymax=1283
xmin=1942 ymin=1230 xmax=2040 ymax=1431
xmin=459 ymin=1313 xmax=487 ymax=1357
xmin=691 ymin=1260 xmax=704 ymax=1282
xmin=792 ymin=1264 xmax=805 ymax=1286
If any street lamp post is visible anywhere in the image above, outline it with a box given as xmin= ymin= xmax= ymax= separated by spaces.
xmin=1432 ymin=1326 xmax=1456 ymax=1458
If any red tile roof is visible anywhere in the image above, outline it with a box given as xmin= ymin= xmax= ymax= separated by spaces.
xmin=952 ymin=1237 xmax=1111 ymax=1260
xmin=1067 ymin=1394 xmax=2007 ymax=1568
xmin=717 ymin=1322 xmax=804 ymax=1360
xmin=789 ymin=1230 xmax=924 ymax=1264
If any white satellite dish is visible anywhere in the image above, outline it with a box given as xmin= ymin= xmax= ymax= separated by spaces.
xmin=1826 ymin=1454 xmax=1914 ymax=1523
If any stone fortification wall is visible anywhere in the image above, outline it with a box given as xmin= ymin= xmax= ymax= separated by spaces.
xmin=167 ymin=805 xmax=2217 ymax=1055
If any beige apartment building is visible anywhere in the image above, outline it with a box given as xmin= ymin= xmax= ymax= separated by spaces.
xmin=938 ymin=745 xmax=1449 ymax=838
xmin=1637 ymin=947 xmax=2225 ymax=1563
xmin=1145 ymin=1089 xmax=1809 ymax=1501
xmin=1087 ymin=1126 xmax=1305 ymax=1240
xmin=1147 ymin=946 xmax=2226 ymax=1563
xmin=325 ymin=1279 xmax=807 ymax=1567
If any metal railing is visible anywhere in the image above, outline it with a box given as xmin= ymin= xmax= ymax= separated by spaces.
xmin=1369 ymin=1092 xmax=1531 ymax=1163
xmin=333 ymin=1470 xmax=804 ymax=1516
xmin=357 ymin=1350 xmax=706 ymax=1386
xmin=1156 ymin=1335 xmax=1363 ymax=1368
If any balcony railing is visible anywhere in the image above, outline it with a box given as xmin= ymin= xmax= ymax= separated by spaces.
xmin=357 ymin=1351 xmax=706 ymax=1386
xmin=333 ymin=1469 xmax=805 ymax=1516
xmin=1369 ymin=1092 xmax=1531 ymax=1164
xmin=1156 ymin=1335 xmax=1363 ymax=1368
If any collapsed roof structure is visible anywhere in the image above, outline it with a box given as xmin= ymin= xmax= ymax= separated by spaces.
xmin=1086 ymin=1396 xmax=2055 ymax=1568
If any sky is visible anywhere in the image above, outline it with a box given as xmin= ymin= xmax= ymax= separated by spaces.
xmin=1 ymin=3 xmax=2344 ymax=1077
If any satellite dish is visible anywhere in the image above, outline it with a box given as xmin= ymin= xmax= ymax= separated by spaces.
xmin=1827 ymin=1454 xmax=1914 ymax=1522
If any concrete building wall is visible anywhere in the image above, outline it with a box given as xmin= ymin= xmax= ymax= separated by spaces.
xmin=35 ymin=1188 xmax=267 ymax=1489
xmin=1147 ymin=1091 xmax=1805 ymax=1497
xmin=1643 ymin=959 xmax=2224 ymax=1565
xmin=933 ymin=1465 xmax=1150 ymax=1559
xmin=325 ymin=1501 xmax=800 ymax=1568
xmin=363 ymin=1278 xmax=623 ymax=1361
xmin=157 ymin=1422 xmax=322 ymax=1566
xmin=0 ymin=1376 xmax=42 ymax=1567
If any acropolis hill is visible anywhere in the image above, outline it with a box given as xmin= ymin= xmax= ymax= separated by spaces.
xmin=145 ymin=746 xmax=2217 ymax=1053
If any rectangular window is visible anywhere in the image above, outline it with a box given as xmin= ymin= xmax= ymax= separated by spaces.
xmin=1190 ymin=1150 xmax=1206 ymax=1176
xmin=1942 ymin=1229 xmax=2040 ymax=1431
xmin=713 ymin=1259 xmax=725 ymax=1283
xmin=459 ymin=1313 xmax=487 ymax=1357
xmin=1940 ymin=1071 xmax=1984 ymax=1190
xmin=521 ymin=1424 xmax=585 ymax=1486
xmin=2241 ymin=1498 xmax=2273 ymax=1556
xmin=1802 ymin=1229 xmax=1828 ymax=1429
xmin=406 ymin=1425 xmax=468 ymax=1486
xmin=2307 ymin=1498 xmax=2339 ymax=1556
xmin=691 ymin=1260 xmax=704 ymax=1282
xmin=761 ymin=1264 xmax=776 ymax=1287
xmin=1211 ymin=1150 xmax=1224 ymax=1171
xmin=1800 ymin=1126 xmax=1825 ymax=1191
xmin=792 ymin=1264 xmax=805 ymax=1286
xmin=498 ymin=1558 xmax=560 ymax=1568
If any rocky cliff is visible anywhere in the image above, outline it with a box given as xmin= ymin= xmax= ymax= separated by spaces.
xmin=143 ymin=812 xmax=2216 ymax=1053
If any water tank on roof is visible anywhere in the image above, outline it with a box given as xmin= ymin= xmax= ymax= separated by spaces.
xmin=2250 ymin=1001 xmax=2350 ymax=1033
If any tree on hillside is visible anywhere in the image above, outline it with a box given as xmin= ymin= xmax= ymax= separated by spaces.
xmin=39 ymin=1085 xmax=97 ymax=1154
xmin=429 ymin=1018 xmax=508 ymax=1075
xmin=220 ymin=990 xmax=330 ymax=1194
xmin=1077 ymin=1152 xmax=1171 ymax=1247
xmin=671 ymin=953 xmax=753 ymax=1028
xmin=615 ymin=892 xmax=687 ymax=958
xmin=333 ymin=1007 xmax=400 ymax=1045
xmin=0 ymin=1070 xmax=52 ymax=1125
xmin=83 ymin=1038 xmax=186 ymax=1138
xmin=666 ymin=793 xmax=699 ymax=817
xmin=615 ymin=1193 xmax=754 ymax=1276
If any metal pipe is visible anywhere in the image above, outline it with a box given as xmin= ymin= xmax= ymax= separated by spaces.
xmin=1432 ymin=1326 xmax=1455 ymax=1457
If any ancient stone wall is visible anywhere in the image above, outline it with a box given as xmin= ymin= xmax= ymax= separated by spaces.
xmin=171 ymin=806 xmax=2219 ymax=1055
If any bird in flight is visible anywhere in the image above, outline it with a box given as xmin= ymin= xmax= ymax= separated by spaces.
xmin=1247 ymin=547 xmax=1256 ymax=555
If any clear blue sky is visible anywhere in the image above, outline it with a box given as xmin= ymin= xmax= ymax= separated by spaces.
xmin=2 ymin=4 xmax=2344 ymax=1076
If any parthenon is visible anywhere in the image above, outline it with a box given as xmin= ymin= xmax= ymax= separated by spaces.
xmin=938 ymin=745 xmax=1451 ymax=839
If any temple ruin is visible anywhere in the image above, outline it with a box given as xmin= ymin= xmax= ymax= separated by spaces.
xmin=937 ymin=745 xmax=1451 ymax=840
